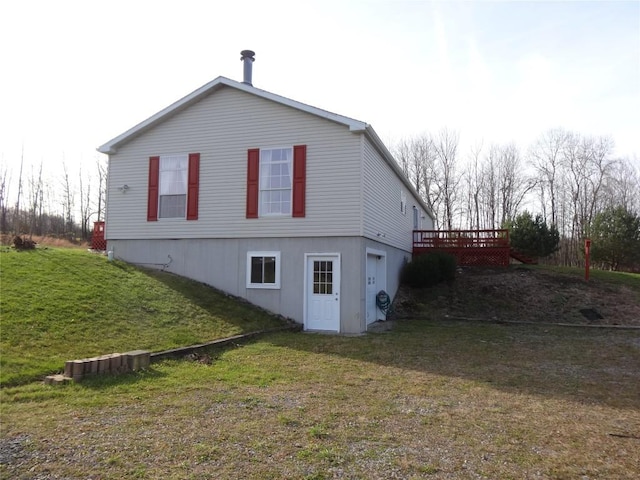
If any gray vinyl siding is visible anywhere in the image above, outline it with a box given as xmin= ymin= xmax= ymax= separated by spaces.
xmin=361 ymin=136 xmax=431 ymax=252
xmin=105 ymin=86 xmax=362 ymax=240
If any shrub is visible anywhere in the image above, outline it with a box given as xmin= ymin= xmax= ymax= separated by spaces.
xmin=590 ymin=206 xmax=640 ymax=271
xmin=401 ymin=252 xmax=456 ymax=288
xmin=503 ymin=211 xmax=559 ymax=258
xmin=437 ymin=252 xmax=457 ymax=282
xmin=12 ymin=235 xmax=37 ymax=250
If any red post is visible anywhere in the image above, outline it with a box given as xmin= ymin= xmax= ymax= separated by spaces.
xmin=584 ymin=238 xmax=591 ymax=281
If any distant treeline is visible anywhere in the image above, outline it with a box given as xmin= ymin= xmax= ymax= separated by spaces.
xmin=0 ymin=156 xmax=106 ymax=241
xmin=393 ymin=127 xmax=639 ymax=269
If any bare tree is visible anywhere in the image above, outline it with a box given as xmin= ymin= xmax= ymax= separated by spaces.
xmin=463 ymin=141 xmax=484 ymax=230
xmin=414 ymin=134 xmax=440 ymax=220
xmin=480 ymin=144 xmax=499 ymax=229
xmin=394 ymin=138 xmax=412 ymax=181
xmin=432 ymin=128 xmax=461 ymax=230
xmin=558 ymin=133 xmax=616 ymax=265
xmin=602 ymin=158 xmax=640 ymax=213
xmin=95 ymin=156 xmax=107 ymax=222
xmin=78 ymin=164 xmax=92 ymax=240
xmin=0 ymin=164 xmax=9 ymax=234
xmin=27 ymin=161 xmax=44 ymax=237
xmin=41 ymin=178 xmax=58 ymax=235
xmin=13 ymin=147 xmax=25 ymax=234
xmin=393 ymin=134 xmax=440 ymax=225
xmin=61 ymin=161 xmax=75 ymax=235
xmin=496 ymin=143 xmax=536 ymax=226
xmin=529 ymin=128 xmax=568 ymax=227
xmin=564 ymin=134 xmax=615 ymax=236
xmin=586 ymin=136 xmax=617 ymax=225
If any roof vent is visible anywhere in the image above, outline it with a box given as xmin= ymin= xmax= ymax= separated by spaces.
xmin=240 ymin=50 xmax=255 ymax=86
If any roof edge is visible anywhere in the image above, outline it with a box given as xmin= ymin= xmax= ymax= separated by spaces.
xmin=97 ymin=76 xmax=228 ymax=154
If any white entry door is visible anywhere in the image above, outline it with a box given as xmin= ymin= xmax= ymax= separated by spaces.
xmin=366 ymin=254 xmax=378 ymax=325
xmin=305 ymin=254 xmax=341 ymax=331
xmin=366 ymin=250 xmax=387 ymax=325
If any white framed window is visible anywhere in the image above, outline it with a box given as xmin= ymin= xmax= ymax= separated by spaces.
xmin=247 ymin=251 xmax=281 ymax=289
xmin=159 ymin=154 xmax=188 ymax=218
xmin=260 ymin=148 xmax=292 ymax=216
xmin=400 ymin=191 xmax=407 ymax=215
xmin=413 ymin=206 xmax=419 ymax=229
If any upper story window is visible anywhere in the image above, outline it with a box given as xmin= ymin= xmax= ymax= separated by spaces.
xmin=246 ymin=145 xmax=306 ymax=219
xmin=147 ymin=153 xmax=199 ymax=222
xmin=260 ymin=148 xmax=292 ymax=216
xmin=159 ymin=155 xmax=188 ymax=218
xmin=400 ymin=191 xmax=407 ymax=215
xmin=413 ymin=206 xmax=419 ymax=229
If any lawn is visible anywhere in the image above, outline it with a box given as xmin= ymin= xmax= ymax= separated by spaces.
xmin=1 ymin=321 xmax=639 ymax=479
xmin=0 ymin=247 xmax=288 ymax=385
xmin=2 ymin=249 xmax=639 ymax=478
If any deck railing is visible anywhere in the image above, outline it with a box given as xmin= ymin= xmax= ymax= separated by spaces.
xmin=413 ymin=229 xmax=509 ymax=249
xmin=413 ymin=229 xmax=511 ymax=266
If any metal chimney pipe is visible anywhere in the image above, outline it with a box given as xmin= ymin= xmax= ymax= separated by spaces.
xmin=240 ymin=50 xmax=255 ymax=86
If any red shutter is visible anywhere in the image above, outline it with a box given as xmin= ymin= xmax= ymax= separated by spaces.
xmin=147 ymin=156 xmax=160 ymax=221
xmin=292 ymin=145 xmax=306 ymax=218
xmin=186 ymin=153 xmax=200 ymax=220
xmin=246 ymin=148 xmax=260 ymax=218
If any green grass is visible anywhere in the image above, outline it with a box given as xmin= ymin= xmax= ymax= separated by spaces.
xmin=0 ymin=247 xmax=287 ymax=385
xmin=1 ymin=321 xmax=639 ymax=479
xmin=531 ymin=263 xmax=640 ymax=289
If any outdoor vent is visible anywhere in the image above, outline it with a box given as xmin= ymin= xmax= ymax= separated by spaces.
xmin=240 ymin=50 xmax=255 ymax=86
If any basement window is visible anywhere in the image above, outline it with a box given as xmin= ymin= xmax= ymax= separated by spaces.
xmin=247 ymin=251 xmax=281 ymax=289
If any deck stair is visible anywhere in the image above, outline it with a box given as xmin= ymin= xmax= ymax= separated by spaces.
xmin=509 ymin=248 xmax=538 ymax=265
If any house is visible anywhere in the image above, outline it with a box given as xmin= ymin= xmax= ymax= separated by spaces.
xmin=98 ymin=51 xmax=434 ymax=334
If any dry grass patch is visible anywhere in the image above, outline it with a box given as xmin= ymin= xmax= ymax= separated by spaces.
xmin=2 ymin=322 xmax=639 ymax=479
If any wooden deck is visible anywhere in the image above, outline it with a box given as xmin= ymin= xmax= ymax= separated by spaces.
xmin=413 ymin=229 xmax=511 ymax=266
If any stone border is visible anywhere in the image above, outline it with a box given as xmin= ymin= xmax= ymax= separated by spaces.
xmin=150 ymin=324 xmax=302 ymax=362
xmin=44 ymin=351 xmax=150 ymax=384
xmin=44 ymin=324 xmax=301 ymax=385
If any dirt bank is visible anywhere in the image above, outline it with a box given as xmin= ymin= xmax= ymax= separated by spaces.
xmin=393 ymin=267 xmax=640 ymax=327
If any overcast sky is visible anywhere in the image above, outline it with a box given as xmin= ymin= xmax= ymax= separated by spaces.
xmin=1 ymin=0 xmax=638 ymax=191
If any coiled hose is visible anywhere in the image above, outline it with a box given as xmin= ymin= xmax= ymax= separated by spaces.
xmin=376 ymin=290 xmax=392 ymax=315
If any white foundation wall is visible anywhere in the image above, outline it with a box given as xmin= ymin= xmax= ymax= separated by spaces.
xmin=108 ymin=236 xmax=411 ymax=334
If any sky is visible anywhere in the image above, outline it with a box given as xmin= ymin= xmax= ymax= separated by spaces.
xmin=1 ymin=0 xmax=639 ymax=198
